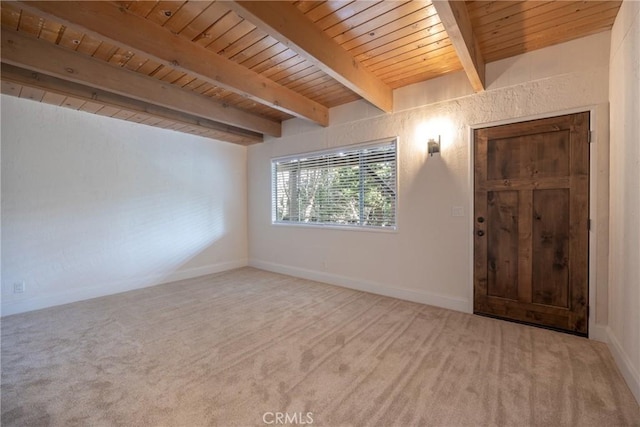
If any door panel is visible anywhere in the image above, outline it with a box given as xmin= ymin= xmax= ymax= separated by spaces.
xmin=474 ymin=112 xmax=589 ymax=335
xmin=487 ymin=190 xmax=519 ymax=300
xmin=487 ymin=131 xmax=570 ymax=180
xmin=532 ymin=189 xmax=570 ymax=308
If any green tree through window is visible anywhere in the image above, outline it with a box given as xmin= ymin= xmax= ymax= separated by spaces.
xmin=272 ymin=139 xmax=397 ymax=228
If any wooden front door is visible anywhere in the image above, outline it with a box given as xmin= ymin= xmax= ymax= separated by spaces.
xmin=473 ymin=112 xmax=590 ymax=335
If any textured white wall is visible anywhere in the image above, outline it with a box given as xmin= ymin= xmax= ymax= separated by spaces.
xmin=608 ymin=0 xmax=640 ymax=402
xmin=1 ymin=95 xmax=248 ymax=315
xmin=248 ymin=32 xmax=611 ymax=320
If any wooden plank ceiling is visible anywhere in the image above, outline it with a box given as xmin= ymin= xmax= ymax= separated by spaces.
xmin=0 ymin=1 xmax=622 ymax=145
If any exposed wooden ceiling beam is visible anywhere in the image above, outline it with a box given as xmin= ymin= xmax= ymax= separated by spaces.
xmin=226 ymin=1 xmax=394 ymax=113
xmin=14 ymin=1 xmax=329 ymax=126
xmin=432 ymin=1 xmax=485 ymax=92
xmin=1 ymin=29 xmax=279 ymax=140
xmin=1 ymin=63 xmax=262 ymax=145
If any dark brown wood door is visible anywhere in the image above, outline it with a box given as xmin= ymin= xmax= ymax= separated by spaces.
xmin=473 ymin=112 xmax=590 ymax=335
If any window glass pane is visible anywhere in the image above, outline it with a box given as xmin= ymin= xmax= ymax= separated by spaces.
xmin=272 ymin=139 xmax=397 ymax=229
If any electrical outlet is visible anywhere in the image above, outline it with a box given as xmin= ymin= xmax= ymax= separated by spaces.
xmin=13 ymin=281 xmax=25 ymax=294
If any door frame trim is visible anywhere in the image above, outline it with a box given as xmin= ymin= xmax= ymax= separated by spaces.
xmin=467 ymin=105 xmax=606 ymax=340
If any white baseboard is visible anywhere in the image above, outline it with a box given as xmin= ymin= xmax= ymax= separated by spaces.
xmin=605 ymin=326 xmax=640 ymax=404
xmin=249 ymin=259 xmax=470 ymax=313
xmin=589 ymin=323 xmax=610 ymax=343
xmin=1 ymin=259 xmax=248 ymax=317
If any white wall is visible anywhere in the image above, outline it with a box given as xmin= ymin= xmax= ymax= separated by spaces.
xmin=248 ymin=32 xmax=611 ymax=324
xmin=608 ymin=0 xmax=640 ymax=402
xmin=1 ymin=95 xmax=248 ymax=315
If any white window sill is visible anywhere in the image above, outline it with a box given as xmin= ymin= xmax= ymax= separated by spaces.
xmin=271 ymin=221 xmax=398 ymax=233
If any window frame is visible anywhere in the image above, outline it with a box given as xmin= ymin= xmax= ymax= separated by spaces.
xmin=270 ymin=137 xmax=399 ymax=232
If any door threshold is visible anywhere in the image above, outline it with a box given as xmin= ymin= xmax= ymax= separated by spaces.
xmin=474 ymin=311 xmax=588 ymax=338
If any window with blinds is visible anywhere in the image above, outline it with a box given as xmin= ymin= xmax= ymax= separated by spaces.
xmin=272 ymin=138 xmax=397 ymax=229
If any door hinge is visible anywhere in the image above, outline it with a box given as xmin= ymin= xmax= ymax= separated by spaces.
xmin=587 ymin=306 xmax=590 ymax=318
xmin=588 ymin=219 xmax=592 ymax=231
xmin=588 ymin=131 xmax=594 ymax=143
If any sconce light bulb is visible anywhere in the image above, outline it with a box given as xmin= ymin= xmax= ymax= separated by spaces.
xmin=427 ymin=135 xmax=441 ymax=157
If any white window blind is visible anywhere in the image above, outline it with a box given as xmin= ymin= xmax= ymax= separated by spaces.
xmin=272 ymin=139 xmax=397 ymax=229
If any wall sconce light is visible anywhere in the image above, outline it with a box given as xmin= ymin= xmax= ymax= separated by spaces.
xmin=427 ymin=135 xmax=441 ymax=156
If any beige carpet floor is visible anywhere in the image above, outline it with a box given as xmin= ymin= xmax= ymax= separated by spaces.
xmin=1 ymin=267 xmax=638 ymax=426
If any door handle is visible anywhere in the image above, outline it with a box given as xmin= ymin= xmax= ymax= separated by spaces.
xmin=477 ymin=230 xmax=485 ymax=237
xmin=477 ymin=217 xmax=485 ymax=223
